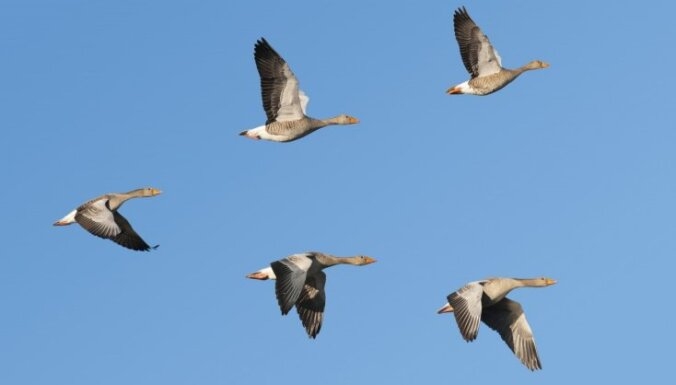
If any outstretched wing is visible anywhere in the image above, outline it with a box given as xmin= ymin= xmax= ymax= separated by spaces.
xmin=111 ymin=211 xmax=156 ymax=251
xmin=453 ymin=7 xmax=502 ymax=78
xmin=271 ymin=254 xmax=313 ymax=315
xmin=75 ymin=198 xmax=120 ymax=239
xmin=254 ymin=38 xmax=305 ymax=124
xmin=481 ymin=297 xmax=542 ymax=371
xmin=295 ymin=271 xmax=326 ymax=338
xmin=447 ymin=281 xmax=484 ymax=341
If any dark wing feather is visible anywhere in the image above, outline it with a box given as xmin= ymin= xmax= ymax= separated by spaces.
xmin=254 ymin=38 xmax=296 ymax=124
xmin=453 ymin=7 xmax=482 ymax=78
xmin=481 ymin=297 xmax=542 ymax=371
xmin=111 ymin=211 xmax=156 ymax=251
xmin=271 ymin=258 xmax=308 ymax=315
xmin=295 ymin=271 xmax=326 ymax=338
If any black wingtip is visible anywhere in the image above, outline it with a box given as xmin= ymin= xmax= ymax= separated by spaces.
xmin=254 ymin=37 xmax=281 ymax=61
xmin=454 ymin=6 xmax=472 ymax=21
xmin=254 ymin=37 xmax=271 ymax=51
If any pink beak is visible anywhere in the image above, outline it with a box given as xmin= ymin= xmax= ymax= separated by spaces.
xmin=446 ymin=87 xmax=462 ymax=95
xmin=437 ymin=303 xmax=454 ymax=314
xmin=246 ymin=272 xmax=270 ymax=280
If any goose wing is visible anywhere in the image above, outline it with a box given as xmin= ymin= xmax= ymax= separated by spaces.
xmin=254 ymin=38 xmax=305 ymax=124
xmin=480 ymin=297 xmax=542 ymax=370
xmin=295 ymin=271 xmax=326 ymax=338
xmin=110 ymin=211 xmax=156 ymax=251
xmin=453 ymin=7 xmax=502 ymax=78
xmin=75 ymin=198 xmax=121 ymax=239
xmin=271 ymin=253 xmax=313 ymax=315
xmin=447 ymin=281 xmax=484 ymax=341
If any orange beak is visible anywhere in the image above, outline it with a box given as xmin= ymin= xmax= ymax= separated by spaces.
xmin=436 ymin=303 xmax=454 ymax=314
xmin=246 ymin=272 xmax=270 ymax=280
xmin=446 ymin=87 xmax=462 ymax=95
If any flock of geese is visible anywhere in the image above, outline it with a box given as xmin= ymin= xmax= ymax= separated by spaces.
xmin=53 ymin=7 xmax=554 ymax=371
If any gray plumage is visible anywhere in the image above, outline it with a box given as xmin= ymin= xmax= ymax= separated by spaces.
xmin=440 ymin=277 xmax=556 ymax=371
xmin=447 ymin=7 xmax=549 ymax=95
xmin=239 ymin=38 xmax=359 ymax=142
xmin=262 ymin=252 xmax=375 ymax=338
xmin=54 ymin=187 xmax=161 ymax=251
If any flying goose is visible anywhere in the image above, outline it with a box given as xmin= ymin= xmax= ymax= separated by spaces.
xmin=54 ymin=187 xmax=161 ymax=251
xmin=447 ymin=7 xmax=549 ymax=95
xmin=239 ymin=38 xmax=359 ymax=142
xmin=246 ymin=252 xmax=376 ymax=338
xmin=437 ymin=277 xmax=556 ymax=370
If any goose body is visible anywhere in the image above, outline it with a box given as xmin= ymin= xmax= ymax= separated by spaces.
xmin=447 ymin=7 xmax=549 ymax=95
xmin=240 ymin=38 xmax=359 ymax=142
xmin=54 ymin=187 xmax=161 ymax=251
xmin=246 ymin=252 xmax=376 ymax=338
xmin=438 ymin=277 xmax=556 ymax=370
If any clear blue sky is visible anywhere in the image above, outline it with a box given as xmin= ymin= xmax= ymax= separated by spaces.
xmin=2 ymin=0 xmax=675 ymax=383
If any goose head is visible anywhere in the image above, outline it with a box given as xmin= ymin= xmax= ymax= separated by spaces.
xmin=524 ymin=60 xmax=550 ymax=70
xmin=328 ymin=114 xmax=360 ymax=125
xmin=141 ymin=187 xmax=162 ymax=197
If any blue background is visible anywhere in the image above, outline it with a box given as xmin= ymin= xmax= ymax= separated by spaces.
xmin=2 ymin=1 xmax=674 ymax=383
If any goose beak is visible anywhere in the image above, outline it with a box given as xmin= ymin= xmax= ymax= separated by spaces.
xmin=53 ymin=220 xmax=68 ymax=226
xmin=546 ymin=278 xmax=557 ymax=286
xmin=446 ymin=86 xmax=462 ymax=95
xmin=348 ymin=116 xmax=360 ymax=124
xmin=246 ymin=272 xmax=270 ymax=280
xmin=437 ymin=303 xmax=454 ymax=314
